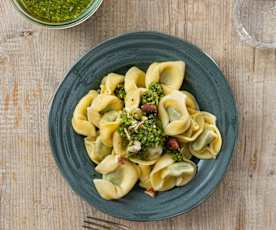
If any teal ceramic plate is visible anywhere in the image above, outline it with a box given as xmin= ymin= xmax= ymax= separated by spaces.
xmin=48 ymin=32 xmax=238 ymax=221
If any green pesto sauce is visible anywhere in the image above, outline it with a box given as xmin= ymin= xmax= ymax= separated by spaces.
xmin=114 ymin=84 xmax=126 ymax=100
xmin=141 ymin=82 xmax=164 ymax=105
xmin=118 ymin=111 xmax=165 ymax=149
xmin=21 ymin=0 xmax=92 ymax=23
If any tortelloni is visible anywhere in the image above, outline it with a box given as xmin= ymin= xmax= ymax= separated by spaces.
xmin=145 ymin=61 xmax=185 ymax=94
xmin=87 ymin=94 xmax=123 ymax=128
xmin=99 ymin=111 xmax=121 ymax=147
xmin=112 ymin=131 xmax=128 ymax=157
xmin=72 ymin=90 xmax=98 ymax=137
xmin=85 ymin=136 xmax=112 ymax=164
xmin=175 ymin=112 xmax=205 ymax=143
xmin=125 ymin=88 xmax=146 ymax=111
xmin=138 ymin=165 xmax=152 ymax=190
xmin=181 ymin=90 xmax=199 ymax=115
xmin=124 ymin=67 xmax=146 ymax=92
xmin=124 ymin=67 xmax=147 ymax=111
xmin=129 ymin=146 xmax=163 ymax=165
xmin=189 ymin=112 xmax=222 ymax=159
xmin=150 ymin=154 xmax=196 ymax=192
xmin=199 ymin=111 xmax=217 ymax=125
xmin=159 ymin=90 xmax=191 ymax=136
xmin=100 ymin=73 xmax=124 ymax=94
xmin=72 ymin=61 xmax=223 ymax=200
xmin=93 ymin=155 xmax=140 ymax=200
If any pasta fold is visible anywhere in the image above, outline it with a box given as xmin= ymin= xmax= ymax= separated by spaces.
xmin=125 ymin=88 xmax=146 ymax=111
xmin=94 ymin=155 xmax=139 ymax=200
xmin=181 ymin=90 xmax=199 ymax=115
xmin=100 ymin=73 xmax=124 ymax=95
xmin=145 ymin=61 xmax=185 ymax=94
xmin=72 ymin=90 xmax=98 ymax=137
xmin=188 ymin=112 xmax=221 ymax=159
xmin=84 ymin=136 xmax=112 ymax=164
xmin=175 ymin=112 xmax=204 ymax=143
xmin=124 ymin=67 xmax=146 ymax=92
xmin=189 ymin=124 xmax=222 ymax=159
xmin=129 ymin=146 xmax=162 ymax=165
xmin=138 ymin=165 xmax=152 ymax=190
xmin=150 ymin=154 xmax=196 ymax=191
xmin=87 ymin=94 xmax=123 ymax=127
xmin=158 ymin=90 xmax=191 ymax=135
xmin=113 ymin=131 xmax=128 ymax=157
xmin=99 ymin=111 xmax=121 ymax=147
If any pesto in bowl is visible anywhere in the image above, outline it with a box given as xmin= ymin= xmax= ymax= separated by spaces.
xmin=21 ymin=0 xmax=92 ymax=23
xmin=11 ymin=0 xmax=103 ymax=29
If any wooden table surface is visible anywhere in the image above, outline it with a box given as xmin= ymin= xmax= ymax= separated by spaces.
xmin=1 ymin=0 xmax=276 ymax=229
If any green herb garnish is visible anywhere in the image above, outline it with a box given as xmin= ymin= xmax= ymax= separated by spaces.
xmin=118 ymin=111 xmax=165 ymax=151
xmin=117 ymin=111 xmax=136 ymax=139
xmin=141 ymin=82 xmax=164 ymax=105
xmin=114 ymin=84 xmax=126 ymax=100
xmin=132 ymin=115 xmax=165 ymax=148
xmin=167 ymin=149 xmax=184 ymax=162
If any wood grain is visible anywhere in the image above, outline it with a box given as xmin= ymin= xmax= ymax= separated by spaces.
xmin=1 ymin=0 xmax=276 ymax=229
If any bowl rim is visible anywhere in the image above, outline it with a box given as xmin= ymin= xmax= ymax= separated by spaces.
xmin=48 ymin=31 xmax=239 ymax=221
xmin=10 ymin=0 xmax=103 ymax=29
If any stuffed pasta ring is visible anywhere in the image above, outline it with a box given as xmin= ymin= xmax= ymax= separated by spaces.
xmin=125 ymin=88 xmax=147 ymax=111
xmin=93 ymin=155 xmax=140 ymax=200
xmin=181 ymin=90 xmax=199 ymax=115
xmin=84 ymin=136 xmax=112 ymax=164
xmin=128 ymin=146 xmax=163 ymax=166
xmin=158 ymin=90 xmax=191 ymax=136
xmin=100 ymin=73 xmax=124 ymax=95
xmin=99 ymin=111 xmax=121 ymax=147
xmin=72 ymin=90 xmax=98 ymax=137
xmin=138 ymin=165 xmax=152 ymax=190
xmin=87 ymin=94 xmax=123 ymax=127
xmin=188 ymin=111 xmax=222 ymax=159
xmin=124 ymin=67 xmax=146 ymax=92
xmin=150 ymin=154 xmax=196 ymax=192
xmin=112 ymin=131 xmax=128 ymax=157
xmin=145 ymin=61 xmax=185 ymax=94
xmin=189 ymin=124 xmax=222 ymax=159
xmin=175 ymin=112 xmax=205 ymax=143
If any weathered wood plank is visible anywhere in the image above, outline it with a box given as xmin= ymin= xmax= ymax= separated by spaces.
xmin=1 ymin=0 xmax=276 ymax=229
